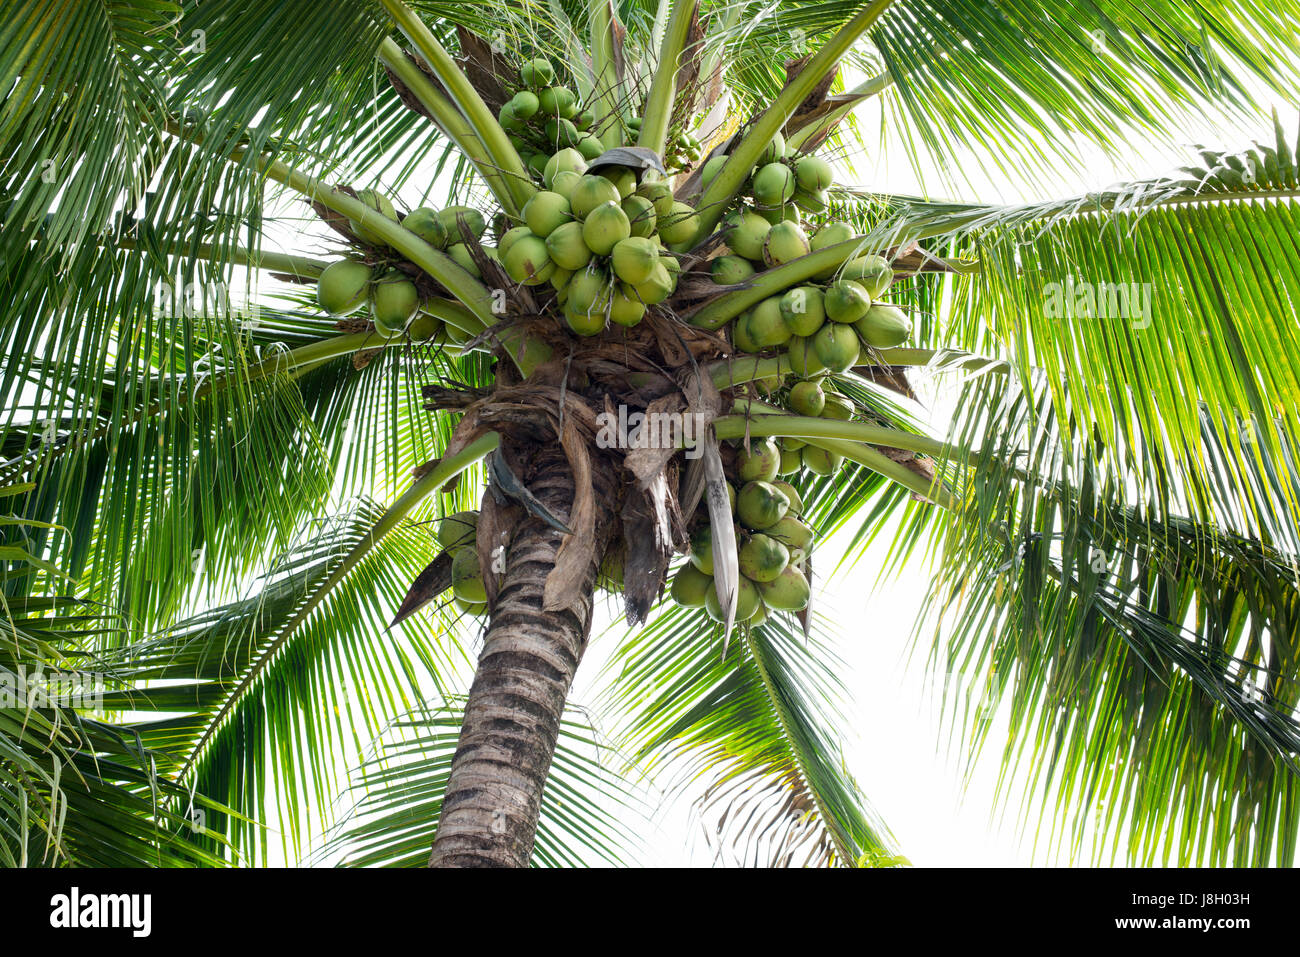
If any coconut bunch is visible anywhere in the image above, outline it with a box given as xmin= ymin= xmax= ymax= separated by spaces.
xmin=440 ymin=509 xmax=489 ymax=617
xmin=315 ymin=202 xmax=494 ymax=340
xmin=669 ymin=438 xmax=814 ymax=622
xmin=700 ymin=131 xmax=914 ymax=381
xmin=499 ymin=147 xmax=700 ymax=335
xmin=499 ymin=57 xmax=606 ymax=174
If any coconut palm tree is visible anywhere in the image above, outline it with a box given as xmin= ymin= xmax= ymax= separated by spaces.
xmin=2 ymin=0 xmax=1299 ymax=868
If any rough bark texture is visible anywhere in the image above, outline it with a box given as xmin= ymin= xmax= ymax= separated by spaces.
xmin=428 ymin=445 xmax=616 ymax=867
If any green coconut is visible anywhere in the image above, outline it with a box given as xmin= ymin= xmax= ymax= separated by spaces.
xmin=537 ymin=86 xmax=575 ymax=117
xmin=582 ymin=201 xmax=631 ymax=256
xmin=771 ymin=481 xmax=804 ymax=516
xmin=520 ymin=58 xmax=555 ymax=88
xmin=812 ymin=322 xmax=860 ymax=373
xmin=502 ymin=233 xmax=553 ymax=284
xmin=635 ymin=179 xmax=675 ymax=219
xmin=610 ymin=236 xmax=659 ymax=285
xmin=712 ymin=255 xmax=756 ymax=285
xmin=737 ymin=480 xmax=789 ymax=530
xmin=565 ymin=305 xmax=607 ymax=337
xmin=633 ymin=262 xmax=675 ymax=305
xmin=854 ymin=303 xmax=912 ymax=348
xmin=824 ymin=279 xmax=871 ymax=323
xmin=794 ymin=154 xmax=834 ymax=192
xmin=451 ymin=548 xmax=487 ymax=604
xmin=801 ymin=445 xmax=843 ymax=476
xmin=600 ymin=166 xmax=637 ymax=199
xmin=545 ymin=221 xmax=593 ymax=270
xmin=498 ymin=225 xmax=535 ymax=261
xmin=622 ymin=195 xmax=658 ymax=238
xmin=724 ymin=210 xmax=772 ymax=261
xmin=739 ymin=534 xmax=790 ymax=583
xmin=700 ymin=154 xmax=728 ymax=189
xmin=510 ymin=90 xmax=540 ymax=120
xmin=779 ymin=286 xmax=826 ymax=337
xmin=544 ymin=117 xmax=580 ymax=149
xmin=576 ymin=133 xmax=605 ymax=160
xmin=550 ymin=170 xmax=584 ymax=200
xmin=437 ymin=206 xmax=487 ymax=242
xmin=569 ymin=175 xmax=622 ymax=219
xmin=657 ymin=202 xmax=700 ymax=246
xmin=751 ymin=162 xmax=795 ymax=207
xmin=670 ymin=562 xmax=714 ymax=607
xmin=786 ymin=335 xmax=827 ymax=378
xmin=793 ymin=188 xmax=828 ymax=214
xmin=767 ymin=515 xmax=814 ymax=554
xmin=745 ymin=297 xmax=792 ymax=349
xmin=841 ymin=254 xmax=894 ymax=299
xmin=522 ymin=190 xmax=572 ymax=237
xmin=316 ymin=260 xmax=373 ymax=316
xmin=688 ymin=522 xmax=717 ymax=575
xmin=349 ymin=189 xmax=398 ymax=245
xmin=402 ymin=207 xmax=450 ymax=248
xmin=737 ymin=437 xmax=781 ymax=482
xmin=371 ymin=275 xmax=419 ymax=337
xmin=544 ymin=148 xmax=588 ymax=189
xmin=778 ymin=447 xmax=802 ymax=475
xmin=820 ymin=393 xmax=854 ymax=420
xmin=732 ymin=311 xmax=762 ymax=353
xmin=548 ymin=268 xmax=573 ymax=293
xmin=810 ymin=222 xmax=857 ymax=278
xmin=758 ymin=132 xmax=786 ymax=165
xmin=704 ymin=574 xmax=763 ymax=623
xmin=608 ymin=283 xmax=647 ymax=327
xmin=407 ymin=313 xmax=440 ymax=342
xmin=757 ymin=564 xmax=811 ymax=611
xmin=762 ymin=220 xmax=810 ymax=267
xmin=438 ymin=510 xmax=480 ymax=551
xmin=788 ymin=379 xmax=826 ymax=417
xmin=448 ymin=242 xmax=482 ymax=277
xmin=526 ymin=153 xmax=549 ymax=178
xmin=567 ymin=268 xmax=611 ymax=314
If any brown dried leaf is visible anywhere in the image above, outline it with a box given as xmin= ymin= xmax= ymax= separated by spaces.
xmin=543 ymin=419 xmax=597 ymax=612
xmin=390 ymin=552 xmax=453 ymax=628
xmin=620 ymin=483 xmax=676 ymax=626
xmin=477 ymin=492 xmax=520 ymax=609
xmin=455 ymin=27 xmax=514 ymax=114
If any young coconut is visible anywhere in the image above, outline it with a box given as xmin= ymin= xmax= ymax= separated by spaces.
xmin=779 ymin=286 xmax=826 ymax=337
xmin=316 ymin=260 xmax=373 ymax=316
xmin=762 ymin=220 xmax=810 ymax=267
xmin=371 ymin=274 xmax=420 ymax=337
xmin=855 ymin=303 xmax=912 ymax=348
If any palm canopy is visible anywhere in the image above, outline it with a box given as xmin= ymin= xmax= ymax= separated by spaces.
xmin=1 ymin=0 xmax=1298 ymax=867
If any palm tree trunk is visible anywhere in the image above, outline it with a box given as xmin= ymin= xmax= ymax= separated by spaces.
xmin=429 ymin=445 xmax=614 ymax=867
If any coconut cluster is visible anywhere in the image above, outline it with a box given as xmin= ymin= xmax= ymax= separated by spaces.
xmin=315 ymin=201 xmax=492 ymax=340
xmin=439 ymin=510 xmax=488 ymax=617
xmin=500 ymin=58 xmax=605 ymax=173
xmin=502 ymin=147 xmax=699 ymax=336
xmin=704 ymin=132 xmax=914 ymax=379
xmin=669 ymin=440 xmax=814 ymax=621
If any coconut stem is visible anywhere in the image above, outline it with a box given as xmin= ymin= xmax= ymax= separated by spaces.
xmin=377 ymin=0 xmax=534 ymax=211
xmin=694 ymin=0 xmax=896 ymax=238
xmin=637 ymin=0 xmax=699 ymax=156
xmin=375 ymin=38 xmax=522 ymax=217
xmin=689 ymin=237 xmax=870 ymax=329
